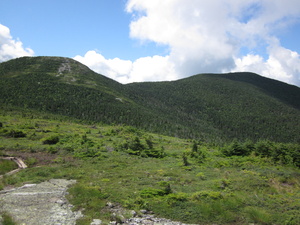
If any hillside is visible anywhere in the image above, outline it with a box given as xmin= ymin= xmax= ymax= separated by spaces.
xmin=0 ymin=108 xmax=300 ymax=225
xmin=0 ymin=56 xmax=154 ymax=126
xmin=0 ymin=56 xmax=300 ymax=143
xmin=127 ymin=73 xmax=300 ymax=142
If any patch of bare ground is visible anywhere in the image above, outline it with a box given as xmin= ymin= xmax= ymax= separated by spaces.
xmin=0 ymin=179 xmax=82 ymax=225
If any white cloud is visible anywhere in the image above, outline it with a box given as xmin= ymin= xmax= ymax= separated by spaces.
xmin=74 ymin=50 xmax=132 ymax=82
xmin=74 ymin=50 xmax=177 ymax=83
xmin=0 ymin=24 xmax=34 ymax=62
xmin=233 ymin=44 xmax=300 ymax=86
xmin=129 ymin=55 xmax=177 ymax=82
xmin=75 ymin=0 xmax=300 ymax=85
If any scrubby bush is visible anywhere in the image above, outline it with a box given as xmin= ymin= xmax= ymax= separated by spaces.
xmin=42 ymin=135 xmax=59 ymax=145
xmin=182 ymin=151 xmax=190 ymax=166
xmin=222 ymin=140 xmax=300 ymax=168
xmin=4 ymin=129 xmax=27 ymax=138
xmin=165 ymin=192 xmax=189 ymax=205
xmin=117 ymin=136 xmax=166 ymax=158
xmin=140 ymin=181 xmax=172 ymax=198
xmin=191 ymin=191 xmax=223 ymax=201
xmin=191 ymin=142 xmax=206 ymax=162
xmin=140 ymin=188 xmax=167 ymax=198
xmin=222 ymin=140 xmax=253 ymax=157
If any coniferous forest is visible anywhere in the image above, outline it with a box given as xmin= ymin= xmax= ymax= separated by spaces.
xmin=0 ymin=56 xmax=299 ymax=143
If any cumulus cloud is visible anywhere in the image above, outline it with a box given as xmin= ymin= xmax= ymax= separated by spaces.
xmin=0 ymin=24 xmax=34 ymax=62
xmin=74 ymin=50 xmax=177 ymax=83
xmin=75 ymin=0 xmax=300 ymax=85
xmin=232 ymin=44 xmax=300 ymax=86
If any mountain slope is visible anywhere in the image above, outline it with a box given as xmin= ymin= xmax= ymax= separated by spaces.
xmin=126 ymin=73 xmax=300 ymax=142
xmin=0 ymin=56 xmax=154 ymax=125
xmin=0 ymin=56 xmax=299 ymax=143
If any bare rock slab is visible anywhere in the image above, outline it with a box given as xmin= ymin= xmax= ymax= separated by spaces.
xmin=0 ymin=179 xmax=82 ymax=225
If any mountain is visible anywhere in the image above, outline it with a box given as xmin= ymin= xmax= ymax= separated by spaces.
xmin=1 ymin=56 xmax=299 ymax=143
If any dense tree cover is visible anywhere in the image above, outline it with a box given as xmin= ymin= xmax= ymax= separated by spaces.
xmin=0 ymin=56 xmax=300 ymax=143
xmin=127 ymin=74 xmax=300 ymax=143
xmin=222 ymin=140 xmax=300 ymax=168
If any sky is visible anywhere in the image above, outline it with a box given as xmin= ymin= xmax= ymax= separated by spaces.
xmin=1 ymin=0 xmax=300 ymax=86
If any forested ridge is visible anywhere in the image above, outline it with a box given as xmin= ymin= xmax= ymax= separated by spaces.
xmin=1 ymin=56 xmax=299 ymax=143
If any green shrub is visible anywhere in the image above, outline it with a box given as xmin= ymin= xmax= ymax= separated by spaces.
xmin=254 ymin=140 xmax=274 ymax=157
xmin=165 ymin=192 xmax=189 ymax=205
xmin=117 ymin=136 xmax=166 ymax=158
xmin=123 ymin=197 xmax=149 ymax=210
xmin=6 ymin=129 xmax=26 ymax=138
xmin=182 ymin=151 xmax=190 ymax=166
xmin=222 ymin=140 xmax=252 ymax=156
xmin=73 ymin=147 xmax=102 ymax=158
xmin=140 ymin=188 xmax=167 ymax=198
xmin=42 ymin=135 xmax=59 ymax=145
xmin=143 ymin=147 xmax=166 ymax=158
xmin=158 ymin=181 xmax=172 ymax=194
xmin=25 ymin=157 xmax=38 ymax=167
xmin=191 ymin=191 xmax=223 ymax=201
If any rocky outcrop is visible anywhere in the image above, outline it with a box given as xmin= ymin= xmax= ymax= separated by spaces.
xmin=101 ymin=202 xmax=198 ymax=225
xmin=0 ymin=179 xmax=82 ymax=225
xmin=119 ymin=212 xmax=198 ymax=225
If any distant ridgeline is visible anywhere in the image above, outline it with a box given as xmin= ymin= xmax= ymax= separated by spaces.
xmin=0 ymin=56 xmax=299 ymax=143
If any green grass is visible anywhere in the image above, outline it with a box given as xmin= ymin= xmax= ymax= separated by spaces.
xmin=0 ymin=109 xmax=300 ymax=224
xmin=0 ymin=160 xmax=18 ymax=175
xmin=0 ymin=213 xmax=17 ymax=225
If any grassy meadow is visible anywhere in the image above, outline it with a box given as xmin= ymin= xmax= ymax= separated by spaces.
xmin=0 ymin=108 xmax=300 ymax=225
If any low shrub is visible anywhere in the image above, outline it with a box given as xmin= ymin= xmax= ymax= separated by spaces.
xmin=117 ymin=136 xmax=166 ymax=158
xmin=165 ymin=192 xmax=189 ymax=205
xmin=140 ymin=188 xmax=167 ymax=198
xmin=4 ymin=129 xmax=26 ymax=138
xmin=42 ymin=135 xmax=59 ymax=145
xmin=222 ymin=140 xmax=253 ymax=157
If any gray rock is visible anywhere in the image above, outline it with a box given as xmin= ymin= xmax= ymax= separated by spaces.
xmin=107 ymin=201 xmax=115 ymax=208
xmin=0 ymin=179 xmax=82 ymax=225
xmin=91 ymin=219 xmax=102 ymax=225
xmin=140 ymin=209 xmax=148 ymax=214
xmin=130 ymin=210 xmax=137 ymax=217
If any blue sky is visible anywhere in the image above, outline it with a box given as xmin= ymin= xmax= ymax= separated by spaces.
xmin=1 ymin=0 xmax=300 ymax=86
xmin=0 ymin=0 xmax=167 ymax=60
